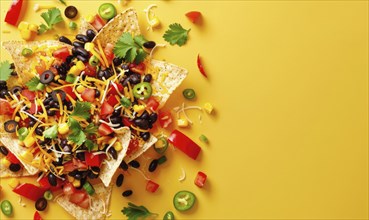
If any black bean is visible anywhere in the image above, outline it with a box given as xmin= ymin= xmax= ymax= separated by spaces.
xmin=119 ymin=161 xmax=128 ymax=171
xmin=77 ymin=177 xmax=86 ymax=190
xmin=43 ymin=97 xmax=52 ymax=105
xmin=121 ymin=77 xmax=130 ymax=87
xmin=97 ymin=69 xmax=105 ymax=80
xmin=86 ymin=29 xmax=96 ymax=41
xmin=148 ymin=159 xmax=158 ymax=172
xmin=35 ymin=198 xmax=48 ymax=211
xmin=143 ymin=74 xmax=152 ymax=83
xmin=128 ymin=160 xmax=140 ymax=168
xmin=133 ymin=118 xmax=149 ymax=130
xmin=91 ymin=166 xmax=100 ymax=174
xmin=76 ymin=152 xmax=85 ymax=161
xmin=29 ymin=119 xmax=36 ymax=127
xmin=66 ymin=55 xmax=74 ymax=64
xmin=0 ymin=89 xmax=9 ymax=98
xmin=59 ymin=36 xmax=72 ymax=45
xmin=52 ymin=157 xmax=63 ymax=166
xmin=87 ymin=170 xmax=98 ymax=179
xmin=56 ymin=65 xmax=67 ymax=75
xmin=116 ymin=174 xmax=124 ymax=187
xmin=0 ymin=80 xmax=7 ymax=89
xmin=74 ymin=47 xmax=89 ymax=57
xmin=129 ymin=73 xmax=141 ymax=85
xmin=43 ymin=138 xmax=52 ymax=145
xmin=140 ymin=131 xmax=150 ymax=141
xmin=149 ymin=113 xmax=158 ymax=124
xmin=103 ymin=69 xmax=113 ymax=79
xmin=51 ymin=90 xmax=66 ymax=102
xmin=140 ymin=111 xmax=149 ymax=120
xmin=76 ymin=34 xmax=90 ymax=43
xmin=11 ymin=86 xmax=22 ymax=94
xmin=108 ymin=147 xmax=118 ymax=160
xmin=110 ymin=116 xmax=122 ymax=125
xmin=9 ymin=163 xmax=21 ymax=172
xmin=122 ymin=190 xmax=133 ymax=197
xmin=46 ymin=109 xmax=55 ymax=116
xmin=95 ymin=89 xmax=100 ymax=98
xmin=143 ymin=41 xmax=156 ymax=49
xmin=113 ymin=57 xmax=123 ymax=66
xmin=66 ymin=102 xmax=73 ymax=111
xmin=112 ymin=109 xmax=121 ymax=116
xmin=74 ymin=172 xmax=82 ymax=180
xmin=63 ymin=144 xmax=72 ymax=152
xmin=48 ymin=173 xmax=57 ymax=186
xmin=35 ymin=127 xmax=44 ymax=136
xmin=40 ymin=70 xmax=54 ymax=84
xmin=0 ymin=146 xmax=9 ymax=156
xmin=68 ymin=170 xmax=78 ymax=177
xmin=77 ymin=55 xmax=88 ymax=63
xmin=72 ymin=41 xmax=84 ymax=48
xmin=52 ymin=102 xmax=60 ymax=109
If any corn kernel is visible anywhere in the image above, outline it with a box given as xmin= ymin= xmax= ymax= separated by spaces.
xmin=46 ymin=87 xmax=53 ymax=93
xmin=177 ymin=118 xmax=189 ymax=127
xmin=84 ymin=42 xmax=94 ymax=51
xmin=76 ymin=85 xmax=86 ymax=94
xmin=133 ymin=105 xmax=145 ymax=114
xmin=20 ymin=29 xmax=32 ymax=41
xmin=68 ymin=66 xmax=79 ymax=75
xmin=72 ymin=179 xmax=81 ymax=188
xmin=1 ymin=158 xmax=11 ymax=168
xmin=20 ymin=151 xmax=33 ymax=162
xmin=28 ymin=24 xmax=39 ymax=32
xmin=149 ymin=17 xmax=161 ymax=28
xmin=8 ymin=178 xmax=20 ymax=188
xmin=23 ymin=135 xmax=36 ymax=148
xmin=76 ymin=61 xmax=85 ymax=71
xmin=58 ymin=123 xmax=69 ymax=135
xmin=203 ymin=102 xmax=214 ymax=114
xmin=114 ymin=142 xmax=122 ymax=152
xmin=18 ymin=21 xmax=29 ymax=30
xmin=86 ymin=15 xmax=94 ymax=23
xmin=67 ymin=175 xmax=74 ymax=183
xmin=14 ymin=116 xmax=20 ymax=122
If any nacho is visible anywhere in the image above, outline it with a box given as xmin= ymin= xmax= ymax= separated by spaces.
xmin=0 ymin=143 xmax=33 ymax=178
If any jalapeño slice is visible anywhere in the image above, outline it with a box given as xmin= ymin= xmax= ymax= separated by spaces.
xmin=133 ymin=82 xmax=152 ymax=100
xmin=173 ymin=190 xmax=196 ymax=211
xmin=182 ymin=88 xmax=196 ymax=100
xmin=98 ymin=3 xmax=117 ymax=20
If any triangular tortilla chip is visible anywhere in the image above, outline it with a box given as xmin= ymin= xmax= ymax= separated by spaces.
xmin=78 ymin=18 xmax=97 ymax=35
xmin=0 ymin=144 xmax=33 ymax=178
xmin=2 ymin=41 xmax=71 ymax=85
xmin=99 ymin=127 xmax=131 ymax=186
xmin=56 ymin=183 xmax=112 ymax=220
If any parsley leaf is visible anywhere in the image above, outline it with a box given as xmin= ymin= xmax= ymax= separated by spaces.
xmin=26 ymin=77 xmax=45 ymax=91
xmin=43 ymin=125 xmax=58 ymax=139
xmin=67 ymin=117 xmax=86 ymax=145
xmin=38 ymin=8 xmax=64 ymax=34
xmin=113 ymin=33 xmax=148 ymax=64
xmin=163 ymin=23 xmax=190 ymax=46
xmin=0 ymin=61 xmax=12 ymax=81
xmin=122 ymin=203 xmax=158 ymax=220
xmin=70 ymin=101 xmax=91 ymax=120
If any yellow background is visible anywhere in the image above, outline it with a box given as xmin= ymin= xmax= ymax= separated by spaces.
xmin=1 ymin=0 xmax=368 ymax=219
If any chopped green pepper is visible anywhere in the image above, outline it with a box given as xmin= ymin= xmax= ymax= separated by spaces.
xmin=65 ymin=74 xmax=77 ymax=83
xmin=17 ymin=127 xmax=29 ymax=141
xmin=199 ymin=134 xmax=208 ymax=143
xmin=120 ymin=97 xmax=131 ymax=108
xmin=83 ymin=181 xmax=95 ymax=195
xmin=69 ymin=21 xmax=77 ymax=30
xmin=43 ymin=190 xmax=54 ymax=200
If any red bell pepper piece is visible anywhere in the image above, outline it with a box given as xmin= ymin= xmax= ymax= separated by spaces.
xmin=158 ymin=111 xmax=172 ymax=128
xmin=6 ymin=151 xmax=20 ymax=164
xmin=85 ymin=152 xmax=103 ymax=167
xmin=38 ymin=176 xmax=63 ymax=192
xmin=4 ymin=0 xmax=24 ymax=26
xmin=194 ymin=171 xmax=207 ymax=188
xmin=34 ymin=211 xmax=42 ymax=220
xmin=146 ymin=96 xmax=159 ymax=111
xmin=146 ymin=180 xmax=159 ymax=193
xmin=185 ymin=11 xmax=202 ymax=23
xmin=13 ymin=183 xmax=47 ymax=201
xmin=197 ymin=54 xmax=207 ymax=78
xmin=168 ymin=130 xmax=201 ymax=160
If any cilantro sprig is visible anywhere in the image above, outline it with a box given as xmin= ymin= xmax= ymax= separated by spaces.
xmin=38 ymin=8 xmax=64 ymax=34
xmin=163 ymin=23 xmax=190 ymax=46
xmin=43 ymin=125 xmax=58 ymax=139
xmin=0 ymin=61 xmax=13 ymax=81
xmin=25 ymin=77 xmax=45 ymax=91
xmin=70 ymin=101 xmax=92 ymax=120
xmin=113 ymin=33 xmax=148 ymax=64
xmin=122 ymin=203 xmax=158 ymax=220
xmin=67 ymin=117 xmax=86 ymax=145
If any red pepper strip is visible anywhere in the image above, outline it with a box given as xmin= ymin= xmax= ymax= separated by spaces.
xmin=34 ymin=211 xmax=43 ymax=220
xmin=4 ymin=0 xmax=24 ymax=26
xmin=13 ymin=183 xmax=48 ymax=201
xmin=194 ymin=171 xmax=207 ymax=188
xmin=197 ymin=54 xmax=207 ymax=78
xmin=168 ymin=130 xmax=201 ymax=160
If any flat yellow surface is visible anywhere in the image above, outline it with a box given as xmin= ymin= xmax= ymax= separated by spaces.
xmin=1 ymin=0 xmax=368 ymax=219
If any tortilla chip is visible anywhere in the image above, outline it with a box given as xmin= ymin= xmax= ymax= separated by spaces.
xmin=56 ymin=183 xmax=112 ymax=220
xmin=99 ymin=127 xmax=131 ymax=187
xmin=125 ymin=135 xmax=157 ymax=163
xmin=79 ymin=18 xmax=97 ymax=35
xmin=92 ymin=8 xmax=141 ymax=46
xmin=0 ymin=115 xmax=39 ymax=175
xmin=2 ymin=40 xmax=71 ymax=85
xmin=0 ymin=144 xmax=33 ymax=178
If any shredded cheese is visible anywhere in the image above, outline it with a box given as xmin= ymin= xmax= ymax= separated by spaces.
xmin=130 ymin=167 xmax=151 ymax=181
xmin=143 ymin=4 xmax=159 ymax=31
xmin=178 ymin=167 xmax=186 ymax=182
xmin=97 ymin=39 xmax=109 ymax=67
xmin=100 ymin=81 xmax=110 ymax=104
xmin=18 ymin=196 xmax=26 ymax=207
xmin=149 ymin=43 xmax=166 ymax=57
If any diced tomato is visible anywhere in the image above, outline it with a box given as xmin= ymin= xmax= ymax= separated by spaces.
xmin=122 ymin=117 xmax=133 ymax=127
xmin=63 ymin=182 xmax=76 ymax=195
xmin=106 ymin=95 xmax=119 ymax=106
xmin=98 ymin=123 xmax=113 ymax=136
xmin=158 ymin=111 xmax=172 ymax=128
xmin=13 ymin=183 xmax=47 ymax=201
xmin=81 ymin=88 xmax=95 ymax=102
xmin=62 ymin=86 xmax=77 ymax=101
xmin=34 ymin=211 xmax=42 ymax=220
xmin=100 ymin=101 xmax=114 ymax=116
xmin=146 ymin=97 xmax=159 ymax=111
xmin=146 ymin=180 xmax=159 ymax=193
xmin=6 ymin=152 xmax=20 ymax=164
xmin=29 ymin=102 xmax=41 ymax=114
xmin=72 ymin=158 xmax=88 ymax=170
xmin=0 ymin=99 xmax=13 ymax=115
xmin=126 ymin=138 xmax=139 ymax=156
xmin=38 ymin=176 xmax=63 ymax=192
xmin=83 ymin=64 xmax=97 ymax=77
xmin=104 ymin=43 xmax=115 ymax=65
xmin=35 ymin=61 xmax=46 ymax=75
xmin=85 ymin=152 xmax=103 ymax=167
xmin=129 ymin=62 xmax=145 ymax=74
xmin=185 ymin=11 xmax=202 ymax=23
xmin=21 ymin=89 xmax=36 ymax=101
xmin=4 ymin=0 xmax=23 ymax=26
xmin=53 ymin=47 xmax=71 ymax=62
xmin=69 ymin=191 xmax=87 ymax=204
xmin=78 ymin=197 xmax=90 ymax=209
xmin=108 ymin=83 xmax=123 ymax=96
xmin=168 ymin=130 xmax=201 ymax=160
xmin=90 ymin=14 xmax=106 ymax=31
xmin=194 ymin=171 xmax=207 ymax=188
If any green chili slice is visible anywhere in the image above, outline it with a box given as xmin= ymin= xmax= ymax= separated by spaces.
xmin=182 ymin=88 xmax=196 ymax=100
xmin=22 ymin=48 xmax=33 ymax=57
xmin=17 ymin=127 xmax=29 ymax=141
xmin=154 ymin=137 xmax=168 ymax=154
xmin=44 ymin=190 xmax=54 ymax=200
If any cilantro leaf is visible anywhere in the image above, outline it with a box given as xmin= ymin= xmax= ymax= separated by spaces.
xmin=70 ymin=101 xmax=91 ymax=120
xmin=43 ymin=125 xmax=58 ymax=139
xmin=122 ymin=203 xmax=158 ymax=220
xmin=26 ymin=77 xmax=45 ymax=91
xmin=163 ymin=23 xmax=190 ymax=46
xmin=38 ymin=8 xmax=64 ymax=34
xmin=0 ymin=61 xmax=13 ymax=81
xmin=68 ymin=117 xmax=86 ymax=145
xmin=84 ymin=139 xmax=96 ymax=151
xmin=84 ymin=123 xmax=97 ymax=135
xmin=113 ymin=33 xmax=148 ymax=64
